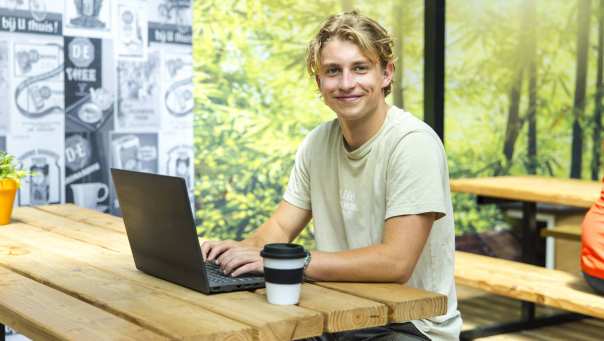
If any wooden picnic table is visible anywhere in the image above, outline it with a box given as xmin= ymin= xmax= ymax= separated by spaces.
xmin=0 ymin=204 xmax=447 ymax=341
xmin=450 ymin=175 xmax=601 ymax=337
xmin=450 ymin=176 xmax=601 ymax=208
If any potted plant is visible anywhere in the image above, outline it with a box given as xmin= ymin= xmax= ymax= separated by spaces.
xmin=0 ymin=152 xmax=26 ymax=225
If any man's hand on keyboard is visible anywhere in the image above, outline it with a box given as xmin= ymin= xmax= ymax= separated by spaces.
xmin=201 ymin=240 xmax=263 ymax=277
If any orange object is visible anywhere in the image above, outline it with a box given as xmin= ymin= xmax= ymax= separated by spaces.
xmin=581 ymin=179 xmax=604 ymax=279
xmin=0 ymin=178 xmax=18 ymax=225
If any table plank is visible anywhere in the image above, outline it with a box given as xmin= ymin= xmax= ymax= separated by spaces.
xmin=450 ymin=176 xmax=600 ymax=208
xmin=31 ymin=205 xmax=399 ymax=333
xmin=0 ymin=230 xmax=254 ymax=341
xmin=1 ymin=220 xmax=323 ymax=341
xmin=314 ymin=282 xmax=448 ymax=322
xmin=36 ymin=204 xmax=126 ymax=233
xmin=258 ymin=284 xmax=388 ymax=333
xmin=0 ymin=266 xmax=165 ymax=341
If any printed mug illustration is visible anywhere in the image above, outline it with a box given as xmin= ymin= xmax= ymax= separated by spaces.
xmin=164 ymin=56 xmax=192 ymax=116
xmin=70 ymin=182 xmax=108 ymax=211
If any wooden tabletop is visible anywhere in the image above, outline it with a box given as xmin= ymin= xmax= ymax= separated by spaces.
xmin=450 ymin=176 xmax=601 ymax=208
xmin=0 ymin=204 xmax=447 ymax=341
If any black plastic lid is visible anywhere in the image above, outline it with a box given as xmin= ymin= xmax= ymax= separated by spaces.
xmin=260 ymin=243 xmax=306 ymax=259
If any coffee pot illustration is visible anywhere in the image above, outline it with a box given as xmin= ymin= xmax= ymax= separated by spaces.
xmin=29 ymin=157 xmax=50 ymax=205
xmin=70 ymin=0 xmax=106 ymax=28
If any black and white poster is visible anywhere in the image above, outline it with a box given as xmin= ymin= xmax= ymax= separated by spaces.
xmin=109 ymin=131 xmax=158 ymax=213
xmin=160 ymin=131 xmax=193 ymax=191
xmin=64 ymin=0 xmax=112 ymax=38
xmin=0 ymin=40 xmax=8 ymax=133
xmin=161 ymin=49 xmax=193 ymax=131
xmin=64 ymin=35 xmax=114 ymax=132
xmin=148 ymin=0 xmax=191 ymax=46
xmin=116 ymin=51 xmax=160 ymax=131
xmin=8 ymin=132 xmax=64 ymax=206
xmin=12 ymin=38 xmax=64 ymax=134
xmin=1 ymin=0 xmax=193 ymax=218
xmin=65 ymin=131 xmax=109 ymax=212
xmin=115 ymin=0 xmax=146 ymax=58
xmin=0 ymin=0 xmax=63 ymax=36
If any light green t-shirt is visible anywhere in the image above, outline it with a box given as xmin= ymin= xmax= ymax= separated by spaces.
xmin=284 ymin=105 xmax=462 ymax=340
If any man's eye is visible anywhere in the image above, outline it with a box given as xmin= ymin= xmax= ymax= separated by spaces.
xmin=353 ymin=65 xmax=368 ymax=73
xmin=325 ymin=68 xmax=339 ymax=76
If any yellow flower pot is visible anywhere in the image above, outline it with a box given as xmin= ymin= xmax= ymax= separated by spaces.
xmin=0 ymin=178 xmax=18 ymax=225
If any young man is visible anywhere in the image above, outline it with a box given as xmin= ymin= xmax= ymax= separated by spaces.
xmin=202 ymin=11 xmax=462 ymax=340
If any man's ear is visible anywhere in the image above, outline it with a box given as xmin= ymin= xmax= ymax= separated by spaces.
xmin=382 ymin=62 xmax=394 ymax=88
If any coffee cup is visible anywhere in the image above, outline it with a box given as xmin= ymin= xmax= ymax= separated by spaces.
xmin=71 ymin=182 xmax=109 ymax=210
xmin=260 ymin=243 xmax=307 ymax=305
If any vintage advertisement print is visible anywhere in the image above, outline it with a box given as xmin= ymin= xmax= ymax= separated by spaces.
xmin=12 ymin=38 xmax=64 ymax=134
xmin=0 ymin=0 xmax=63 ymax=36
xmin=8 ymin=132 xmax=64 ymax=206
xmin=148 ymin=0 xmax=191 ymax=46
xmin=65 ymin=131 xmax=109 ymax=212
xmin=64 ymin=0 xmax=112 ymax=37
xmin=109 ymin=131 xmax=158 ymax=214
xmin=161 ymin=49 xmax=193 ymax=130
xmin=64 ymin=35 xmax=114 ymax=132
xmin=115 ymin=0 xmax=147 ymax=58
xmin=159 ymin=130 xmax=193 ymax=192
xmin=116 ymin=51 xmax=160 ymax=131
xmin=0 ymin=40 xmax=8 ymax=133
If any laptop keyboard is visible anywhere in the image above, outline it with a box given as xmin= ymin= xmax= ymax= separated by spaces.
xmin=204 ymin=261 xmax=263 ymax=284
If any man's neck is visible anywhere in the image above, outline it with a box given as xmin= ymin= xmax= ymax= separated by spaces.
xmin=340 ymin=102 xmax=390 ymax=151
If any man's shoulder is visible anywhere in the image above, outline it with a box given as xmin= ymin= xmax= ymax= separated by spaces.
xmin=385 ymin=107 xmax=442 ymax=145
xmin=302 ymin=118 xmax=339 ymax=147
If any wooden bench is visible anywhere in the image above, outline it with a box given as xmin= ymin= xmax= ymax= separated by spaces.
xmin=541 ymin=224 xmax=581 ymax=241
xmin=455 ymin=250 xmax=604 ymax=339
xmin=456 ymin=251 xmax=604 ymax=317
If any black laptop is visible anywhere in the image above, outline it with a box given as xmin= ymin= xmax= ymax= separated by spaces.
xmin=111 ymin=168 xmax=265 ymax=294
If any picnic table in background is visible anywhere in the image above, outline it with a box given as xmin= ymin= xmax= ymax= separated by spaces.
xmin=450 ymin=175 xmax=601 ymax=339
xmin=0 ymin=204 xmax=447 ymax=341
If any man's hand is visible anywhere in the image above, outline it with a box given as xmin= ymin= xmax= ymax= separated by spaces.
xmin=201 ymin=240 xmax=263 ymax=277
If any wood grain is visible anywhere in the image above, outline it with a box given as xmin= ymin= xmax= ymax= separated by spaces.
xmin=0 ymin=232 xmax=254 ymax=341
xmin=450 ymin=176 xmax=600 ymax=208
xmin=0 ymin=266 xmax=165 ymax=341
xmin=314 ymin=282 xmax=448 ymax=322
xmin=455 ymin=251 xmax=604 ymax=319
xmin=257 ymin=283 xmax=388 ymax=333
xmin=0 ymin=221 xmax=322 ymax=341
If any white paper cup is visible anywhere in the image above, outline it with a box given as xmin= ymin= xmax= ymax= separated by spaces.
xmin=261 ymin=243 xmax=307 ymax=305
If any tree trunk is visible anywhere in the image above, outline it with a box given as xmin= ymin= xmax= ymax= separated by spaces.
xmin=501 ymin=2 xmax=532 ymax=173
xmin=592 ymin=0 xmax=604 ymax=180
xmin=570 ymin=0 xmax=592 ymax=179
xmin=527 ymin=1 xmax=538 ymax=175
xmin=392 ymin=1 xmax=404 ymax=108
xmin=341 ymin=0 xmax=354 ymax=11
xmin=502 ymin=70 xmax=524 ymax=170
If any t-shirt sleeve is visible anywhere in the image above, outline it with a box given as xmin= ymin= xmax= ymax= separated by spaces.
xmin=385 ymin=131 xmax=448 ymax=220
xmin=283 ymin=135 xmax=312 ymax=210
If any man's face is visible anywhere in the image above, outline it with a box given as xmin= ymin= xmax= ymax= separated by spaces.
xmin=316 ymin=38 xmax=392 ymax=123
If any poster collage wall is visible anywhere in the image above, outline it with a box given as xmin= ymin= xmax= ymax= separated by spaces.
xmin=0 ymin=0 xmax=194 ymax=215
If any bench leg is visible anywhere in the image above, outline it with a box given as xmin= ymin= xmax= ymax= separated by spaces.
xmin=460 ymin=311 xmax=587 ymax=340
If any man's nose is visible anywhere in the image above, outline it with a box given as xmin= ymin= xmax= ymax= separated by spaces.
xmin=339 ymin=70 xmax=356 ymax=90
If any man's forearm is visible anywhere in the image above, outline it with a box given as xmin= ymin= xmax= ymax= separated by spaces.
xmin=304 ymin=245 xmax=415 ymax=283
xmin=241 ymin=219 xmax=292 ymax=248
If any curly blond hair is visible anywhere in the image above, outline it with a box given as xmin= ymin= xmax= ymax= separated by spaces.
xmin=306 ymin=11 xmax=396 ymax=96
